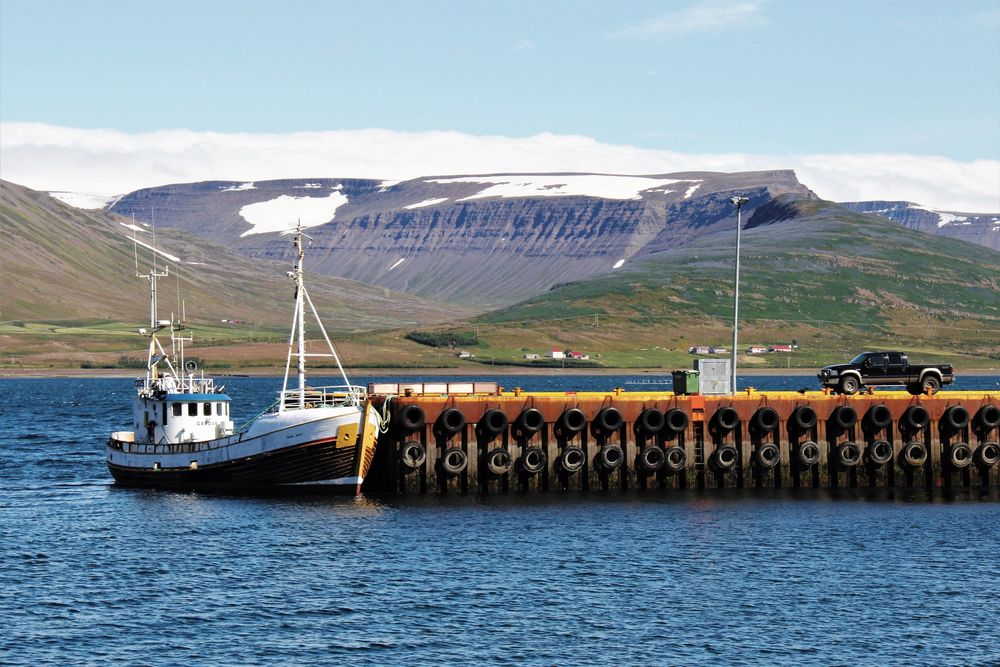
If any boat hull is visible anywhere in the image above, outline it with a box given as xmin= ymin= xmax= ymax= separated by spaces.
xmin=107 ymin=406 xmax=379 ymax=495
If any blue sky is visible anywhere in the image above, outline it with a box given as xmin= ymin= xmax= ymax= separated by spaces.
xmin=2 ymin=0 xmax=997 ymax=158
xmin=1 ymin=1 xmax=998 ymax=209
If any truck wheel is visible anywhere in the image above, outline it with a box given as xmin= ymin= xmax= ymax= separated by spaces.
xmin=920 ymin=375 xmax=941 ymax=394
xmin=838 ymin=376 xmax=860 ymax=395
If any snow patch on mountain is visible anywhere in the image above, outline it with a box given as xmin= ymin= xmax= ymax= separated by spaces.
xmin=238 ymin=192 xmax=349 ymax=237
xmin=405 ymin=197 xmax=449 ymax=209
xmin=48 ymin=191 xmax=118 ymax=209
xmin=913 ymin=205 xmax=969 ymax=228
xmin=132 ymin=236 xmax=180 ymax=262
xmin=427 ymin=175 xmax=690 ymax=201
xmin=220 ymin=182 xmax=256 ymax=192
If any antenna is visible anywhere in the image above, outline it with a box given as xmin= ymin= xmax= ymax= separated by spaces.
xmin=132 ymin=214 xmax=140 ymax=277
xmin=150 ymin=206 xmax=157 ymax=277
xmin=176 ymin=265 xmax=181 ymax=323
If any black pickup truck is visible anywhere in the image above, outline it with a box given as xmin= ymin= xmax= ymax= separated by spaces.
xmin=818 ymin=351 xmax=954 ymax=395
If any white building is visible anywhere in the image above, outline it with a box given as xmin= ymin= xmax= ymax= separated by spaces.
xmin=548 ymin=348 xmax=566 ymax=359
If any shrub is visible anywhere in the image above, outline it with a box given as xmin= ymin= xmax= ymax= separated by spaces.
xmin=405 ymin=330 xmax=480 ymax=348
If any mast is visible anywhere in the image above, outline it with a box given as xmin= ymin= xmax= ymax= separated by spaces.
xmin=295 ymin=223 xmax=306 ymax=409
xmin=279 ymin=220 xmax=355 ymax=412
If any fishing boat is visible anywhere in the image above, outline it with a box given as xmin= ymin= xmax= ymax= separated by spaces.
xmin=107 ymin=223 xmax=384 ymax=493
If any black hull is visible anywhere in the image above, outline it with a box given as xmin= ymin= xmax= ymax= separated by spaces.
xmin=108 ymin=437 xmax=368 ymax=495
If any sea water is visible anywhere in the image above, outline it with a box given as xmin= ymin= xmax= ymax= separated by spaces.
xmin=1 ymin=376 xmax=998 ymax=666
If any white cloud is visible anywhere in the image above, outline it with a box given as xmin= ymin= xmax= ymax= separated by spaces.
xmin=611 ymin=1 xmax=766 ymax=40
xmin=0 ymin=122 xmax=997 ymax=212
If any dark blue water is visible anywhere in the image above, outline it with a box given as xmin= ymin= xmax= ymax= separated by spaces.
xmin=2 ymin=375 xmax=999 ymax=666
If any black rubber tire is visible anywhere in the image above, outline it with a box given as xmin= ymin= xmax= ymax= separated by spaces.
xmin=637 ymin=445 xmax=666 ymax=473
xmin=974 ymin=405 xmax=1000 ymax=433
xmin=664 ymin=408 xmax=689 ymax=435
xmin=595 ymin=407 xmax=624 ymax=434
xmin=942 ymin=406 xmax=969 ymax=433
xmin=867 ymin=439 xmax=893 ymax=465
xmin=596 ymin=444 xmax=624 ymax=471
xmin=559 ymin=408 xmax=587 ymax=434
xmin=440 ymin=447 xmax=468 ymax=476
xmin=520 ymin=447 xmax=547 ymax=474
xmin=865 ymin=405 xmax=893 ymax=431
xmin=438 ymin=408 xmax=466 ymax=435
xmin=480 ymin=409 xmax=508 ymax=437
xmin=398 ymin=404 xmax=425 ymax=431
xmin=947 ymin=442 xmax=972 ymax=469
xmin=901 ymin=441 xmax=928 ymax=467
xmin=485 ymin=447 xmax=512 ymax=475
xmin=831 ymin=406 xmax=857 ymax=431
xmin=637 ymin=408 xmax=665 ymax=435
xmin=921 ymin=375 xmax=941 ymax=394
xmin=905 ymin=383 xmax=923 ymax=396
xmin=835 ymin=441 xmax=862 ymax=468
xmin=752 ymin=407 xmax=780 ymax=434
xmin=663 ymin=446 xmax=687 ymax=473
xmin=902 ymin=406 xmax=930 ymax=432
xmin=975 ymin=441 xmax=1000 ymax=467
xmin=791 ymin=406 xmax=817 ymax=433
xmin=517 ymin=408 xmax=545 ymax=434
xmin=796 ymin=441 xmax=820 ymax=467
xmin=754 ymin=442 xmax=780 ymax=469
xmin=399 ymin=440 xmax=426 ymax=470
xmin=558 ymin=445 xmax=585 ymax=474
xmin=712 ymin=444 xmax=738 ymax=471
xmin=713 ymin=407 xmax=740 ymax=434
xmin=838 ymin=375 xmax=861 ymax=396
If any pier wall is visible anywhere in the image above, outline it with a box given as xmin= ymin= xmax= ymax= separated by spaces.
xmin=363 ymin=389 xmax=1000 ymax=495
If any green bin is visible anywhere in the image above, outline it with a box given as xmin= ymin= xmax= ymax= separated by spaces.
xmin=672 ymin=370 xmax=700 ymax=396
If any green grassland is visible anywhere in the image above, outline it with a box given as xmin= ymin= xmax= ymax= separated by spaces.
xmin=428 ymin=202 xmax=1000 ymax=371
xmin=3 ymin=198 xmax=998 ymax=373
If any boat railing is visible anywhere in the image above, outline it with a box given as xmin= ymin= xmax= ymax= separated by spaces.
xmin=109 ymin=436 xmax=236 ymax=456
xmin=278 ymin=385 xmax=367 ymax=411
xmin=136 ymin=374 xmax=220 ymax=396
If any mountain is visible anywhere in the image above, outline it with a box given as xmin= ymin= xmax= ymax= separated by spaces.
xmin=470 ymin=196 xmax=1000 ymax=364
xmin=0 ymin=180 xmax=467 ymax=329
xmin=841 ymin=201 xmax=1000 ymax=251
xmin=107 ymin=171 xmax=814 ymax=308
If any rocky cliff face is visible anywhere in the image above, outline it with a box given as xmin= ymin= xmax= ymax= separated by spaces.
xmin=841 ymin=201 xmax=1000 ymax=251
xmin=109 ymin=171 xmax=815 ymax=307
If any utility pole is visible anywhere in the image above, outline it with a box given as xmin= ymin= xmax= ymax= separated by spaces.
xmin=729 ymin=196 xmax=749 ymax=395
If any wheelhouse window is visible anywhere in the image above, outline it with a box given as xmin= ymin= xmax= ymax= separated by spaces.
xmin=173 ymin=403 xmax=182 ymax=417
xmin=188 ymin=403 xmax=197 ymax=416
xmin=204 ymin=403 xmax=212 ymax=416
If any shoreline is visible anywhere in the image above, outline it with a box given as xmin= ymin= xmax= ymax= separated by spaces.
xmin=3 ymin=366 xmax=998 ymax=379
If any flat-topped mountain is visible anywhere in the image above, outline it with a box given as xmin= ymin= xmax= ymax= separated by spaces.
xmin=0 ymin=180 xmax=466 ymax=329
xmin=841 ymin=201 xmax=999 ymax=251
xmin=106 ymin=171 xmax=813 ymax=307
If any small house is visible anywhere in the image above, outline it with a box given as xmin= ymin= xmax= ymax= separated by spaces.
xmin=548 ymin=348 xmax=566 ymax=359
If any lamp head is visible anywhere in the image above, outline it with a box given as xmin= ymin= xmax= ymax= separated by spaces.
xmin=730 ymin=196 xmax=749 ymax=207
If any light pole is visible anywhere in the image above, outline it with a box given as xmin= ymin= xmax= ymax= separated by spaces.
xmin=729 ymin=195 xmax=749 ymax=395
